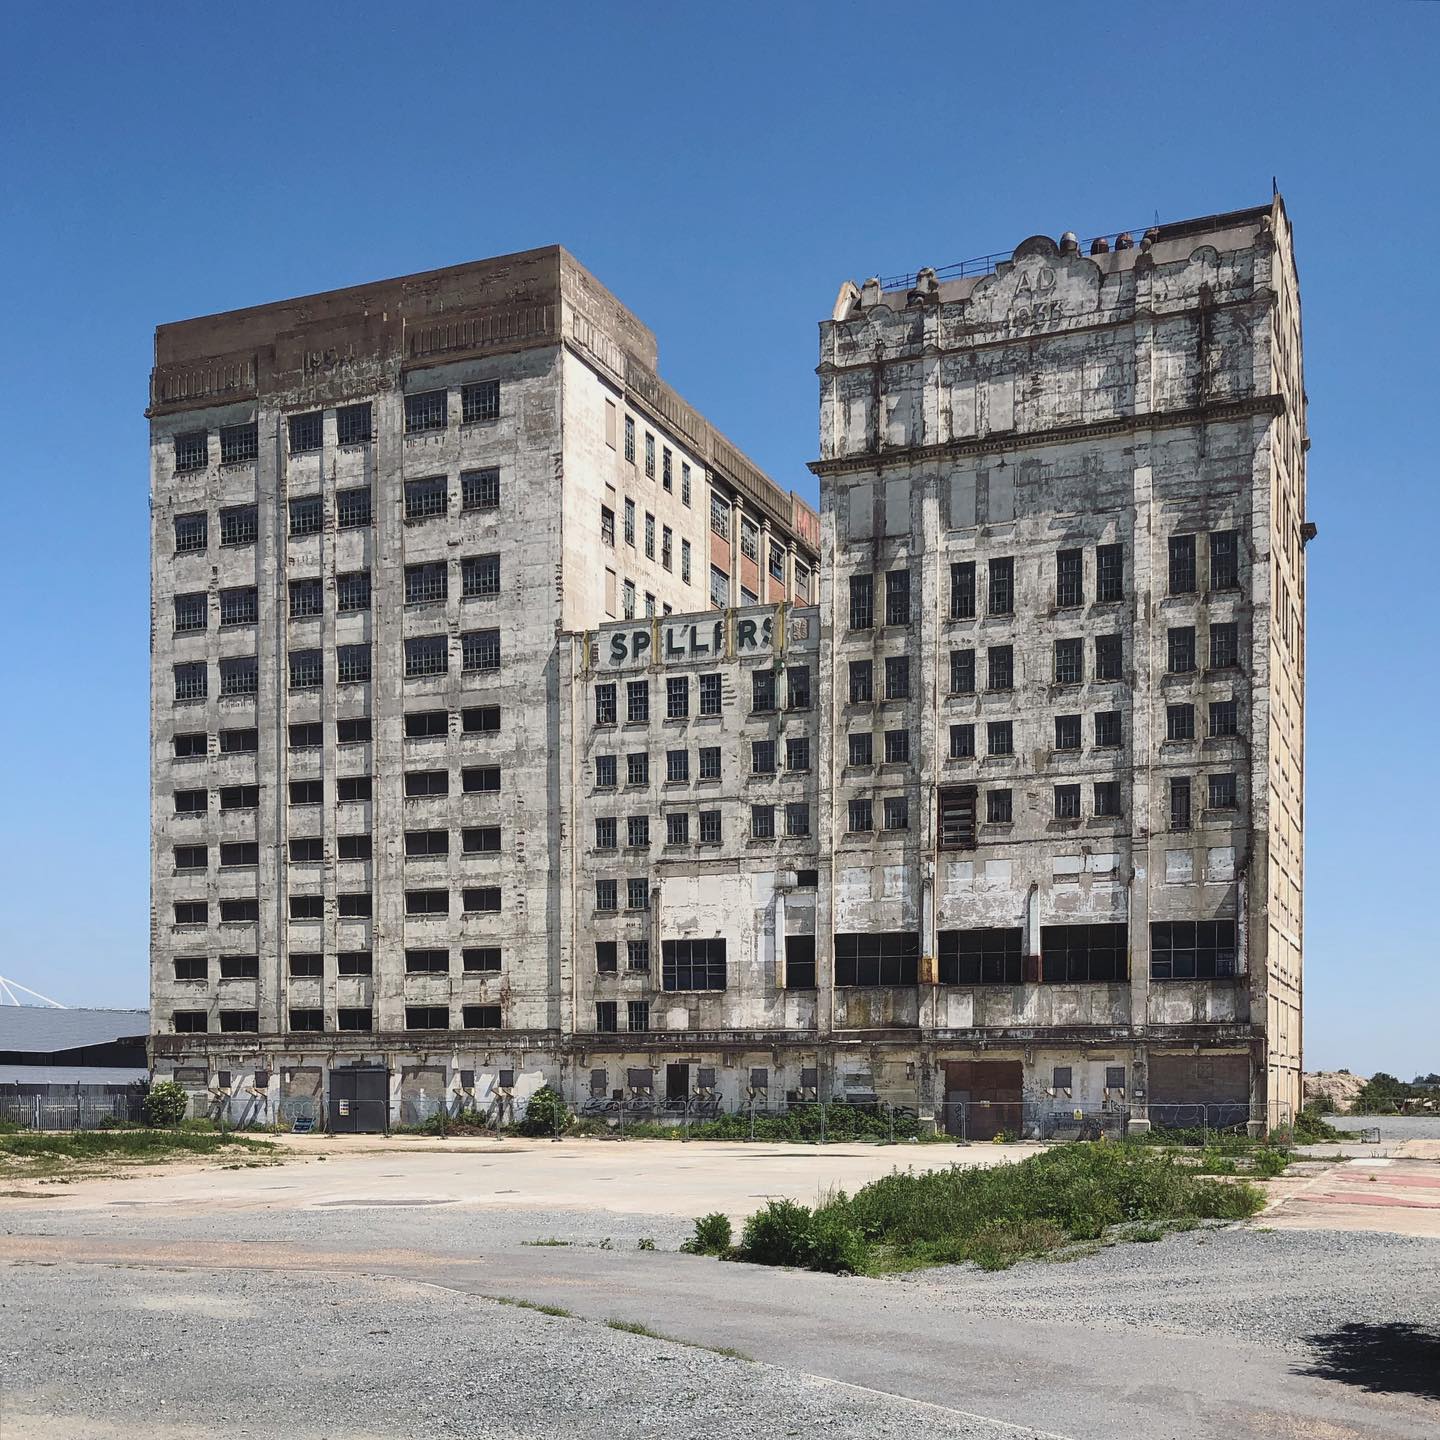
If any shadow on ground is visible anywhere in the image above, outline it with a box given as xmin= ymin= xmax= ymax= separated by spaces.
xmin=1296 ymin=1323 xmax=1440 ymax=1401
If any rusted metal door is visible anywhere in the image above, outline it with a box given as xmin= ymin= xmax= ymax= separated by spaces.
xmin=943 ymin=1060 xmax=1023 ymax=1140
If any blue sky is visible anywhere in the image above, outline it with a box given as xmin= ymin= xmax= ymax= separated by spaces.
xmin=0 ymin=2 xmax=1433 ymax=1076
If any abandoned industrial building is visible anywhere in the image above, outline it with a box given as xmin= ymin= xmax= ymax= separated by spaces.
xmin=150 ymin=201 xmax=1308 ymax=1132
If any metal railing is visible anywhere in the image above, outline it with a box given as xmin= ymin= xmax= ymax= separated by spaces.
xmin=0 ymin=1092 xmax=145 ymax=1131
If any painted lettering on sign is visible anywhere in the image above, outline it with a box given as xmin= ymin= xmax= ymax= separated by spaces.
xmin=604 ymin=615 xmax=776 ymax=667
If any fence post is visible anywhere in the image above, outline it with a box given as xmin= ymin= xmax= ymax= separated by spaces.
xmin=747 ymin=1100 xmax=755 ymax=1143
xmin=887 ymin=1103 xmax=895 ymax=1145
xmin=819 ymin=1100 xmax=827 ymax=1146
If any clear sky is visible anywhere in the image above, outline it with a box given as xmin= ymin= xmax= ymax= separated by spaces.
xmin=1 ymin=2 xmax=1434 ymax=1076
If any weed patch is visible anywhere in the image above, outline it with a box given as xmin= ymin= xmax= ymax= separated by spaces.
xmin=0 ymin=1130 xmax=276 ymax=1177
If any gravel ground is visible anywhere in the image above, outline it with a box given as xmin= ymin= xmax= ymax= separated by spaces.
xmin=0 ymin=1202 xmax=693 ymax=1253
xmin=1330 ymin=1115 xmax=1440 ymax=1140
xmin=0 ymin=1261 xmax=1046 ymax=1440
xmin=901 ymin=1223 xmax=1440 ymax=1349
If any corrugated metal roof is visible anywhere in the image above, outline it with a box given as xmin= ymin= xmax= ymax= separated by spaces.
xmin=0 ymin=1065 xmax=148 ymax=1086
xmin=0 ymin=1007 xmax=149 ymax=1053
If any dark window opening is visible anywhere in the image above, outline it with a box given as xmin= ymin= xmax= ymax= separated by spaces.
xmin=939 ymin=927 xmax=1022 ymax=984
xmin=1040 ymin=923 xmax=1128 ymax=983
xmin=835 ymin=932 xmax=919 ymax=986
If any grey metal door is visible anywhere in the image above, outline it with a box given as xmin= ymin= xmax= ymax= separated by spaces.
xmin=328 ymin=1066 xmax=389 ymax=1133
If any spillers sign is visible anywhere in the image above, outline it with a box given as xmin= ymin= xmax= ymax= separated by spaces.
xmin=597 ymin=608 xmax=814 ymax=669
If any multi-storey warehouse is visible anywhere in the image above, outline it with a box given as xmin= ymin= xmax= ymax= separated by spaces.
xmin=150 ymin=200 xmax=1307 ymax=1130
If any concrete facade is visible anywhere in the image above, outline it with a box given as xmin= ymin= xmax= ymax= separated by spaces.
xmin=149 ymin=203 xmax=1307 ymax=1130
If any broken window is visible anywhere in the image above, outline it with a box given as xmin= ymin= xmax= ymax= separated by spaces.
xmin=782 ymin=936 xmax=816 ymax=989
xmin=988 ymin=557 xmax=1014 ymax=615
xmin=627 ymin=815 xmax=650 ymax=849
xmin=463 ymin=1005 xmax=502 ymax=1030
xmin=463 ymin=553 xmax=501 ymax=598
xmin=289 ymin=649 xmax=322 ymax=689
xmin=939 ymin=785 xmax=977 ymax=847
xmin=847 ymin=797 xmax=873 ymax=832
xmin=220 ymin=954 xmax=259 ymax=979
xmin=600 ymin=504 xmax=615 ymax=546
xmin=665 ymin=812 xmax=689 ymax=845
xmin=406 ymin=948 xmax=449 ymax=974
xmin=1209 ymin=622 xmax=1239 ymax=670
xmin=885 ymin=655 xmax=910 ymax=700
xmin=627 ymin=877 xmax=649 ymax=911
xmin=289 ymin=894 xmax=323 ymax=920
xmin=464 ymin=947 xmax=501 ymax=973
xmin=288 ymin=1009 xmax=324 ymax=1032
xmin=405 ymin=1005 xmax=450 ymax=1030
xmin=885 ymin=569 xmax=911 ymax=626
xmin=751 ymin=668 xmax=777 ymax=713
xmin=337 ymin=1007 xmax=373 ymax=1031
xmin=848 ymin=574 xmax=874 ymax=630
xmin=1167 ymin=703 xmax=1195 ymax=742
xmin=289 ymin=494 xmax=323 ymax=537
xmin=219 ymin=423 xmax=258 ymax=464
xmin=627 ymin=939 xmax=650 ymax=972
xmin=336 ymin=644 xmax=370 ymax=685
xmin=219 ymin=1009 xmax=260 ymax=1033
xmin=173 ymin=844 xmax=207 ymax=870
xmin=699 ymin=809 xmax=722 ymax=844
xmin=1056 ymin=548 xmax=1084 ymax=608
xmin=289 ymin=837 xmax=323 ymax=862
xmin=662 ymin=447 xmax=673 ymax=490
xmin=216 ymin=656 xmax=257 ymax=698
xmin=219 ymin=899 xmax=259 ymax=924
xmin=463 ymin=705 xmax=500 ymax=734
xmin=986 ymin=788 xmax=1013 ymax=824
xmin=616 ymin=681 xmax=647 ymax=727
xmin=1167 ymin=627 xmax=1197 ymax=674
xmin=174 ymin=431 xmax=208 ymax=472
xmin=848 ymin=731 xmax=873 ymax=767
xmin=289 ymin=577 xmax=323 ymax=618
xmin=337 ymin=717 xmax=371 ymax=745
xmin=662 ymin=938 xmax=727 ymax=991
xmin=835 ymin=932 xmax=919 ymax=986
xmin=174 ymin=592 xmax=208 ymax=632
xmin=1041 ymin=923 xmax=1128 ymax=983
xmin=1053 ymin=638 xmax=1084 ymax=685
xmin=595 ymin=879 xmax=618 ymax=912
xmin=219 ymin=784 xmax=260 ymax=810
xmin=987 ymin=646 xmax=1013 ymax=691
xmin=785 ymin=802 xmax=810 ymax=837
xmin=987 ymin=720 xmax=1013 ymax=757
xmin=645 ymin=432 xmax=656 ymax=479
xmin=406 ymin=709 xmax=448 ymax=739
xmin=664 ymin=750 xmax=688 ymax=783
xmin=644 ymin=512 xmax=655 ymax=559
xmin=1055 ymin=714 xmax=1081 ymax=751
xmin=219 ymin=504 xmax=258 ymax=546
xmin=463 ymin=887 xmax=501 ymax=913
xmin=220 ymin=841 xmax=259 ymax=867
xmin=627 ymin=1001 xmax=650 ymax=1033
xmin=949 ymin=724 xmax=975 ymax=760
xmin=1209 ymin=700 xmax=1239 ymax=737
xmin=1095 ymin=711 xmax=1122 ymax=748
xmin=219 ymin=727 xmax=256 ymax=753
xmin=595 ymin=1001 xmax=618 ymax=1032
xmin=1210 ymin=530 xmax=1240 ymax=590
xmin=1208 ymin=773 xmax=1238 ymax=810
xmin=173 ymin=511 xmax=208 ymax=553
xmin=950 ymin=648 xmax=975 ymax=694
xmin=336 ymin=402 xmax=372 ymax=446
xmin=939 ymin=927 xmax=1022 ymax=985
xmin=405 ymin=889 xmax=449 ymax=917
xmin=174 ymin=788 xmax=207 ymax=815
xmin=173 ymin=957 xmax=207 ymax=981
xmin=173 ymin=900 xmax=208 ymax=926
xmin=405 ymin=390 xmax=448 ymax=433
xmin=665 ymin=676 xmax=689 ymax=720
xmin=1055 ymin=784 xmax=1081 ymax=819
xmin=594 ymin=755 xmax=618 ymax=789
xmin=337 ymin=487 xmax=372 ymax=528
xmin=751 ymin=804 xmax=775 ymax=839
xmin=405 ymin=634 xmax=448 ymax=678
xmin=751 ymin=739 xmax=775 ymax=775
xmin=406 ymin=829 xmax=449 ymax=858
xmin=405 ymin=475 xmax=448 ymax=520
xmin=1096 ymin=543 xmax=1124 ymax=602
xmin=1095 ymin=634 xmax=1123 ymax=681
xmin=787 ymin=665 xmax=811 ymax=710
xmin=849 ymin=659 xmax=873 ymax=703
xmin=595 ymin=817 xmax=617 ymax=850
xmin=337 ymin=951 xmax=372 ymax=976
xmin=405 ymin=561 xmax=448 ymax=606
xmin=681 ymin=538 xmax=693 ymax=583
xmin=462 ymin=380 xmax=500 ymax=423
xmin=950 ymin=561 xmax=976 ymax=620
xmin=1093 ymin=781 xmax=1122 ymax=817
xmin=338 ymin=834 xmax=371 ymax=860
xmin=883 ymin=795 xmax=909 ymax=830
xmin=173 ymin=731 xmax=207 ymax=759
xmin=462 ymin=765 xmax=500 ymax=793
xmin=1169 ymin=777 xmax=1192 ymax=831
xmin=627 ymin=752 xmax=649 ymax=786
xmin=405 ymin=769 xmax=448 ymax=797
xmin=1150 ymin=920 xmax=1237 ymax=980
xmin=1168 ymin=534 xmax=1197 ymax=594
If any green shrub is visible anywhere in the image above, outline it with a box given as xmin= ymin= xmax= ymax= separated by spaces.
xmin=807 ymin=1211 xmax=868 ymax=1274
xmin=681 ymin=1212 xmax=734 ymax=1256
xmin=142 ymin=1080 xmax=189 ymax=1129
xmin=514 ymin=1085 xmax=571 ymax=1138
xmin=1294 ymin=1106 xmax=1342 ymax=1143
xmin=738 ymin=1199 xmax=816 ymax=1267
